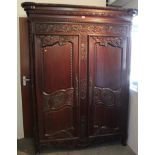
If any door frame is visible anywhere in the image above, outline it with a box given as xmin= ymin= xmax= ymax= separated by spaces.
xmin=19 ymin=17 xmax=33 ymax=138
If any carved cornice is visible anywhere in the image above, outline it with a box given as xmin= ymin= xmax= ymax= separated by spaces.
xmin=35 ymin=23 xmax=127 ymax=36
xmin=92 ymin=36 xmax=123 ymax=48
xmin=22 ymin=2 xmax=136 ymax=20
xmin=35 ymin=10 xmax=129 ymax=18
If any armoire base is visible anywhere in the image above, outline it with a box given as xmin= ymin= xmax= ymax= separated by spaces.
xmin=35 ymin=134 xmax=126 ymax=154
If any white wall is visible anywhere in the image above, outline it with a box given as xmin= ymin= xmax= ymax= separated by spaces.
xmin=128 ymin=90 xmax=138 ymax=154
xmin=17 ymin=0 xmax=106 ymax=139
xmin=123 ymin=0 xmax=138 ymax=154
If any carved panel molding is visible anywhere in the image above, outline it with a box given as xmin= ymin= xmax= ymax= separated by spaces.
xmin=93 ymin=125 xmax=120 ymax=135
xmin=45 ymin=127 xmax=74 ymax=139
xmin=92 ymin=36 xmax=123 ymax=48
xmin=43 ymin=88 xmax=74 ymax=110
xmin=94 ymin=87 xmax=121 ymax=106
xmin=35 ymin=23 xmax=127 ymax=35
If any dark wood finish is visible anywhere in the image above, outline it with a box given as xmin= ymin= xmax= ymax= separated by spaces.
xmin=34 ymin=35 xmax=80 ymax=141
xmin=21 ymin=2 xmax=136 ymax=153
xmin=88 ymin=36 xmax=126 ymax=139
xmin=19 ymin=17 xmax=33 ymax=137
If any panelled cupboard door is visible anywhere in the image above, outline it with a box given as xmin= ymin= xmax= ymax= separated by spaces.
xmin=88 ymin=36 xmax=127 ymax=137
xmin=34 ymin=35 xmax=80 ymax=141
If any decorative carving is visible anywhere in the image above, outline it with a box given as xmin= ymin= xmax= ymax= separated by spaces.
xmin=80 ymin=35 xmax=87 ymax=61
xmin=81 ymin=43 xmax=86 ymax=61
xmin=80 ymin=79 xmax=87 ymax=100
xmin=39 ymin=35 xmax=76 ymax=47
xmin=43 ymin=88 xmax=74 ymax=110
xmin=93 ymin=125 xmax=120 ymax=135
xmin=35 ymin=23 xmax=127 ymax=35
xmin=92 ymin=36 xmax=123 ymax=48
xmin=45 ymin=127 xmax=74 ymax=139
xmin=94 ymin=87 xmax=121 ymax=106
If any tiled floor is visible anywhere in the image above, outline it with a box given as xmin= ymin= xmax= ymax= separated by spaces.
xmin=17 ymin=138 xmax=136 ymax=155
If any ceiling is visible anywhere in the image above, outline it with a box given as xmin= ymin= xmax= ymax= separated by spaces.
xmin=108 ymin=0 xmax=137 ymax=8
xmin=109 ymin=0 xmax=131 ymax=6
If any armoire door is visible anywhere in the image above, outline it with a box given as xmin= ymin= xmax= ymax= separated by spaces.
xmin=34 ymin=34 xmax=80 ymax=141
xmin=88 ymin=36 xmax=127 ymax=138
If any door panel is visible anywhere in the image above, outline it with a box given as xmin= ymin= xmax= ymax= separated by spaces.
xmin=89 ymin=36 xmax=125 ymax=137
xmin=44 ymin=107 xmax=74 ymax=138
xmin=19 ymin=17 xmax=33 ymax=137
xmin=43 ymin=43 xmax=72 ymax=92
xmin=34 ymin=35 xmax=79 ymax=140
xmin=95 ymin=45 xmax=122 ymax=89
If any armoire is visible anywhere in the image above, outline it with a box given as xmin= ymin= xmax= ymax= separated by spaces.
xmin=22 ymin=2 xmax=136 ymax=153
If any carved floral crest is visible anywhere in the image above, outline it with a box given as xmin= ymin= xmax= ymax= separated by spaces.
xmin=92 ymin=36 xmax=123 ymax=48
xmin=39 ymin=35 xmax=76 ymax=47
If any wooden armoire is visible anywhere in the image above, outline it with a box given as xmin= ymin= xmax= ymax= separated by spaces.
xmin=22 ymin=2 xmax=136 ymax=153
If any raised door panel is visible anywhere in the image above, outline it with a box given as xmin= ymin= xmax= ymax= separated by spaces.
xmin=88 ymin=36 xmax=126 ymax=137
xmin=43 ymin=43 xmax=72 ymax=92
xmin=34 ymin=35 xmax=79 ymax=140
